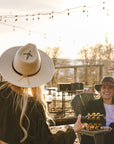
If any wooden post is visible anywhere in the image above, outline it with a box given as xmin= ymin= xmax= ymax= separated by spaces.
xmin=99 ymin=65 xmax=103 ymax=83
xmin=74 ymin=68 xmax=77 ymax=83
xmin=85 ymin=66 xmax=88 ymax=85
xmin=62 ymin=92 xmax=66 ymax=117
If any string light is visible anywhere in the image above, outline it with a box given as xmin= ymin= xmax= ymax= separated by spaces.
xmin=32 ymin=14 xmax=34 ymax=21
xmin=13 ymin=26 xmax=15 ymax=31
xmin=102 ymin=1 xmax=109 ymax=16
xmin=103 ymin=1 xmax=105 ymax=10
xmin=37 ymin=13 xmax=40 ymax=21
xmin=38 ymin=17 xmax=40 ymax=21
xmin=86 ymin=10 xmax=88 ymax=17
xmin=0 ymin=1 xmax=110 ymax=33
xmin=0 ymin=2 xmax=107 ymax=22
xmin=15 ymin=18 xmax=18 ymax=22
xmin=67 ymin=9 xmax=70 ymax=16
xmin=83 ymin=5 xmax=86 ymax=13
xmin=82 ymin=5 xmax=89 ymax=17
xmin=83 ymin=9 xmax=85 ymax=13
xmin=0 ymin=21 xmax=46 ymax=37
xmin=51 ymin=11 xmax=54 ymax=19
xmin=49 ymin=13 xmax=51 ymax=20
xmin=107 ymin=9 xmax=109 ymax=16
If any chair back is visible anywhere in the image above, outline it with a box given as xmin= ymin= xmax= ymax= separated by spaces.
xmin=71 ymin=93 xmax=95 ymax=116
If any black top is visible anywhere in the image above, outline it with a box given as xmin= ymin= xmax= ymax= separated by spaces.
xmin=0 ymin=87 xmax=76 ymax=144
xmin=80 ymin=98 xmax=114 ymax=144
xmin=85 ymin=99 xmax=106 ymax=115
xmin=85 ymin=98 xmax=114 ymax=116
xmin=85 ymin=98 xmax=114 ymax=126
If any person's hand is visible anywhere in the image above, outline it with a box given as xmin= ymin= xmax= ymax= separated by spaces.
xmin=0 ymin=140 xmax=8 ymax=144
xmin=103 ymin=126 xmax=112 ymax=131
xmin=73 ymin=114 xmax=88 ymax=133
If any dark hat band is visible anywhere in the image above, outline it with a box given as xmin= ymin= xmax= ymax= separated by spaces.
xmin=102 ymin=82 xmax=114 ymax=85
xmin=12 ymin=62 xmax=41 ymax=77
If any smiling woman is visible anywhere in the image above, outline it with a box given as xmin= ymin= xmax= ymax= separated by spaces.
xmin=80 ymin=76 xmax=114 ymax=144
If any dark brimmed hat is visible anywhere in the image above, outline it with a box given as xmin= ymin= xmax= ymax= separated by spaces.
xmin=95 ymin=77 xmax=114 ymax=91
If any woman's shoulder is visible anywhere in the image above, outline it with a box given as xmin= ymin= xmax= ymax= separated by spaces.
xmin=28 ymin=97 xmax=43 ymax=107
xmin=0 ymin=85 xmax=12 ymax=100
xmin=27 ymin=97 xmax=46 ymax=120
xmin=28 ymin=97 xmax=45 ymax=114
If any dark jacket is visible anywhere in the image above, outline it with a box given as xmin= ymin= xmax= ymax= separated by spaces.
xmin=80 ymin=98 xmax=114 ymax=144
xmin=85 ymin=98 xmax=114 ymax=117
xmin=0 ymin=87 xmax=76 ymax=144
xmin=86 ymin=98 xmax=106 ymax=116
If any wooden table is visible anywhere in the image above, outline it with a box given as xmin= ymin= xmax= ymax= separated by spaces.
xmin=78 ymin=129 xmax=110 ymax=144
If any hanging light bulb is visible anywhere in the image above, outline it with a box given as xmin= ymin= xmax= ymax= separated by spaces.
xmin=83 ymin=5 xmax=86 ymax=13
xmin=15 ymin=19 xmax=18 ymax=22
xmin=107 ymin=9 xmax=109 ymax=16
xmin=4 ymin=16 xmax=7 ymax=23
xmin=82 ymin=5 xmax=88 ymax=17
xmin=49 ymin=12 xmax=54 ymax=20
xmin=38 ymin=17 xmax=40 ymax=21
xmin=37 ymin=13 xmax=40 ymax=21
xmin=13 ymin=26 xmax=15 ymax=31
xmin=32 ymin=14 xmax=34 ymax=20
xmin=51 ymin=11 xmax=54 ymax=19
xmin=67 ymin=9 xmax=70 ymax=16
xmin=49 ymin=13 xmax=51 ymax=20
xmin=15 ymin=15 xmax=18 ymax=22
xmin=86 ymin=10 xmax=88 ymax=17
xmin=26 ymin=14 xmax=28 ymax=21
xmin=103 ymin=1 xmax=105 ymax=10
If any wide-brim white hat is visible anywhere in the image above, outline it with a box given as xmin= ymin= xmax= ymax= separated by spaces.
xmin=0 ymin=43 xmax=55 ymax=88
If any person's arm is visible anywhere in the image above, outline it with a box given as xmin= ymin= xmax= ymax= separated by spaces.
xmin=37 ymin=103 xmax=84 ymax=144
xmin=102 ymin=126 xmax=112 ymax=131
xmin=38 ymin=116 xmax=85 ymax=144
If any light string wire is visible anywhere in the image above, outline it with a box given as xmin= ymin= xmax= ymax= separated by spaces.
xmin=0 ymin=2 xmax=106 ymax=19
xmin=0 ymin=21 xmax=46 ymax=36
xmin=0 ymin=1 xmax=108 ymax=35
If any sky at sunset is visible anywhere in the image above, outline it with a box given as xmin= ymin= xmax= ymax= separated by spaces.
xmin=0 ymin=0 xmax=114 ymax=58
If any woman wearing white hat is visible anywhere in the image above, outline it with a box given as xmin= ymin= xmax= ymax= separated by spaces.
xmin=0 ymin=43 xmax=85 ymax=144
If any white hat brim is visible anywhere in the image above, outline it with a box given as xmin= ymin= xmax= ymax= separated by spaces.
xmin=0 ymin=46 xmax=55 ymax=87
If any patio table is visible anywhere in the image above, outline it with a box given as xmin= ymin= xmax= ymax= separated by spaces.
xmin=78 ymin=129 xmax=110 ymax=144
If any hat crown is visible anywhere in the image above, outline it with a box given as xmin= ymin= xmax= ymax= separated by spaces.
xmin=95 ymin=76 xmax=114 ymax=91
xmin=13 ymin=43 xmax=41 ymax=76
xmin=102 ymin=77 xmax=114 ymax=84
